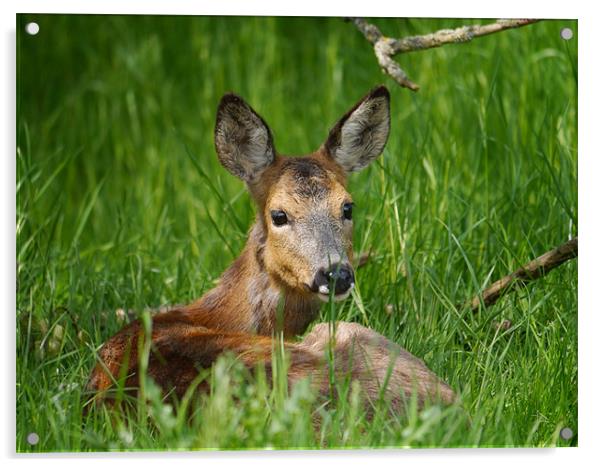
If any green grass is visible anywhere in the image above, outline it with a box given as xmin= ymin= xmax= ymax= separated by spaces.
xmin=16 ymin=15 xmax=577 ymax=451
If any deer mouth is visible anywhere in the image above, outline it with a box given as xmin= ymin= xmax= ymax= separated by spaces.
xmin=308 ymin=263 xmax=356 ymax=302
xmin=315 ymin=282 xmax=354 ymax=303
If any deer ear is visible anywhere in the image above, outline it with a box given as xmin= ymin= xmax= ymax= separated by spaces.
xmin=214 ymin=93 xmax=276 ymax=183
xmin=324 ymin=86 xmax=390 ymax=173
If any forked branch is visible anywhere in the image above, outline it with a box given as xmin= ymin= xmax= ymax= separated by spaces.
xmin=466 ymin=237 xmax=578 ymax=312
xmin=351 ymin=18 xmax=540 ymax=91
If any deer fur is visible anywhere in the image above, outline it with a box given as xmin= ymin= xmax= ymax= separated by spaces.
xmin=87 ymin=86 xmax=456 ymax=411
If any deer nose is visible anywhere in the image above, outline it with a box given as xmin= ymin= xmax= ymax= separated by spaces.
xmin=313 ymin=263 xmax=355 ymax=296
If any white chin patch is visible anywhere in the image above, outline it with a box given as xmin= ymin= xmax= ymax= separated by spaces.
xmin=316 ymin=284 xmax=353 ymax=303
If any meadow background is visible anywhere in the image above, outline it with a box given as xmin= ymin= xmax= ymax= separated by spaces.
xmin=16 ymin=15 xmax=577 ymax=451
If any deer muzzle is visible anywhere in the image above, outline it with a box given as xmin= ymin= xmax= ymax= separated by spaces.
xmin=310 ymin=263 xmax=355 ymax=302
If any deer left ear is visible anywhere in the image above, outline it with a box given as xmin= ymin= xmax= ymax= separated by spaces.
xmin=214 ymin=93 xmax=276 ymax=183
xmin=324 ymin=86 xmax=390 ymax=173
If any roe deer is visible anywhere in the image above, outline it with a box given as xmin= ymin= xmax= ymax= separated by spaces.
xmin=87 ymin=86 xmax=456 ymax=411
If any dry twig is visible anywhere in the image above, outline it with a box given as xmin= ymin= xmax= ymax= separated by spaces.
xmin=351 ymin=18 xmax=540 ymax=91
xmin=465 ymin=237 xmax=578 ymax=312
xmin=355 ymin=250 xmax=373 ymax=269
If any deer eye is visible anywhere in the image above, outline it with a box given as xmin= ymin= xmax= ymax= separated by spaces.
xmin=342 ymin=202 xmax=353 ymax=220
xmin=270 ymin=210 xmax=288 ymax=226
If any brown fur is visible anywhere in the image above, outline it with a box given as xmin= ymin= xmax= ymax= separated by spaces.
xmin=87 ymin=86 xmax=456 ymax=412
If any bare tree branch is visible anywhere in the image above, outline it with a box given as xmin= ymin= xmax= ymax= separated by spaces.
xmin=465 ymin=237 xmax=578 ymax=312
xmin=351 ymin=18 xmax=420 ymax=91
xmin=351 ymin=18 xmax=540 ymax=91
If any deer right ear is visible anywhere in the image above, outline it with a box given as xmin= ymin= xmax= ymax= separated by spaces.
xmin=214 ymin=93 xmax=275 ymax=183
xmin=324 ymin=86 xmax=390 ymax=173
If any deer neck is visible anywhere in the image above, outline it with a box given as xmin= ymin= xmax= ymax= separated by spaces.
xmin=187 ymin=220 xmax=322 ymax=337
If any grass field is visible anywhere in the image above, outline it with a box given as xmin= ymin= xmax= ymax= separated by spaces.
xmin=16 ymin=15 xmax=577 ymax=451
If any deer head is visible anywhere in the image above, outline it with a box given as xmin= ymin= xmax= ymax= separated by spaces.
xmin=214 ymin=86 xmax=390 ymax=303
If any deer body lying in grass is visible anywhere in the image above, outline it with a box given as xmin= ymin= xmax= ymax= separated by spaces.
xmin=87 ymin=86 xmax=455 ymax=412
